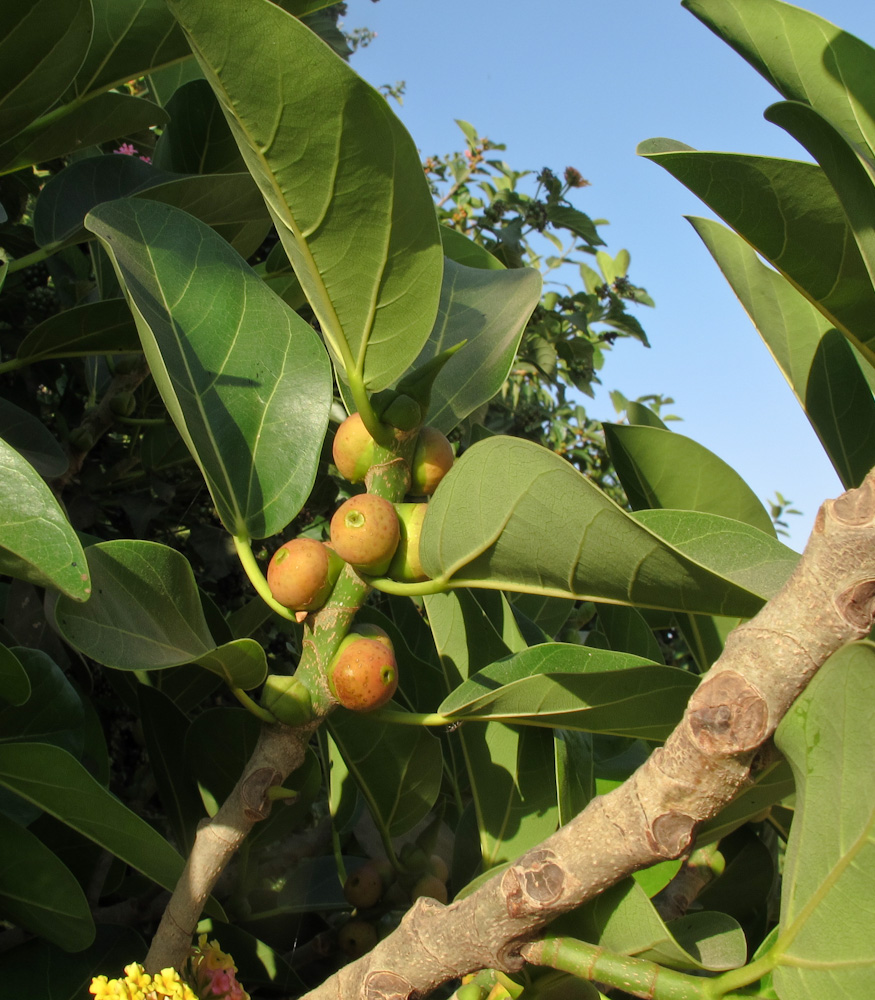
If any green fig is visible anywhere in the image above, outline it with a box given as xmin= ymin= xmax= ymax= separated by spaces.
xmin=260 ymin=674 xmax=313 ymax=727
xmin=388 ymin=503 xmax=429 ymax=582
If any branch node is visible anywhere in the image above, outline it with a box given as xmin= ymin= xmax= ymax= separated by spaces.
xmin=502 ymin=849 xmax=567 ymax=918
xmin=647 ymin=810 xmax=695 ymax=858
xmin=363 ymin=969 xmax=415 ymax=1000
xmin=688 ymin=670 xmax=768 ymax=752
xmin=836 ymin=579 xmax=875 ymax=631
xmin=241 ymin=767 xmax=282 ymax=821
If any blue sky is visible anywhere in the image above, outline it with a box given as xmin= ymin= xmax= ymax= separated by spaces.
xmin=345 ymin=0 xmax=875 ymax=550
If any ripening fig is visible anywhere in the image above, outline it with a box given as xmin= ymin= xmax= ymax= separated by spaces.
xmin=260 ymin=674 xmax=313 ymax=727
xmin=332 ymin=412 xmax=377 ymax=483
xmin=343 ymin=859 xmax=390 ymax=909
xmin=329 ymin=635 xmax=398 ymax=711
xmin=387 ymin=503 xmax=429 ymax=582
xmin=330 ymin=494 xmax=400 ymax=576
xmin=410 ymin=873 xmax=448 ymax=904
xmin=338 ymin=919 xmax=378 ymax=958
xmin=349 ymin=622 xmax=394 ymax=649
xmin=409 ymin=427 xmax=454 ymax=496
xmin=267 ymin=538 xmax=344 ymax=611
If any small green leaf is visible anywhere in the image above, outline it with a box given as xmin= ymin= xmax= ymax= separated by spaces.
xmin=54 ymin=540 xmax=215 ymax=671
xmin=773 ymin=641 xmax=875 ymax=997
xmin=85 ymin=198 xmax=332 ymax=538
xmin=192 ymin=639 xmax=267 ymax=691
xmin=604 ymin=423 xmax=775 ymax=534
xmin=170 ymin=0 xmax=444 ymax=390
xmin=328 ymin=710 xmax=442 ymax=839
xmin=410 ymin=260 xmax=541 ymax=434
xmin=0 ymin=0 xmax=92 ymax=139
xmin=440 ymin=645 xmax=697 ymax=740
xmin=0 ymin=439 xmax=90 ymax=601
xmin=0 ymin=812 xmax=94 ymax=951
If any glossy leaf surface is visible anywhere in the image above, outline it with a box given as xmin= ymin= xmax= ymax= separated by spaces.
xmin=0 ymin=439 xmax=89 ymax=601
xmin=86 ymin=198 xmax=331 ymax=538
xmin=170 ymin=0 xmax=444 ymax=389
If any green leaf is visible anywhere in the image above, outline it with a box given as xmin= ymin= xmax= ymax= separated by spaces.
xmin=170 ymin=0 xmax=444 ymax=389
xmin=546 ymin=204 xmax=604 ymax=246
xmin=0 ymin=743 xmax=214 ymax=909
xmin=421 ymin=436 xmax=791 ymax=617
xmin=696 ymin=758 xmax=794 ymax=846
xmin=14 ymin=299 xmax=140 ymax=368
xmin=463 ymin=723 xmax=558 ymax=870
xmin=439 ymin=644 xmax=697 ymax=740
xmin=0 ymin=438 xmax=90 ymax=601
xmin=637 ymin=141 xmax=875 ymax=363
xmin=0 ymin=812 xmax=94 ymax=951
xmin=764 ymin=100 xmax=875 ymax=297
xmin=69 ymin=0 xmax=192 ymax=100
xmin=0 ymin=645 xmax=30 ymax=708
xmin=0 ymin=93 xmax=169 ymax=177
xmin=409 ymin=259 xmax=541 ymax=434
xmin=772 ymin=641 xmax=875 ymax=997
xmin=554 ymin=730 xmax=595 ymax=823
xmin=0 ymin=398 xmax=67 ymax=478
xmin=684 ymin=0 xmax=875 ymax=158
xmin=35 ymin=155 xmax=270 ymax=259
xmin=575 ymin=878 xmax=746 ymax=971
xmin=591 ymin=604 xmax=664 ymax=662
xmin=439 ymin=227 xmax=505 ymax=270
xmin=152 ymin=79 xmax=246 ymax=174
xmin=327 ymin=710 xmax=442 ymax=839
xmin=690 ymin=215 xmax=875 ymax=490
xmin=0 ymin=649 xmax=84 ymax=757
xmin=0 ymin=0 xmax=92 ymax=140
xmin=85 ymin=197 xmax=332 ymax=538
xmin=604 ymin=423 xmax=775 ymax=534
xmin=54 ymin=541 xmax=267 ymax=689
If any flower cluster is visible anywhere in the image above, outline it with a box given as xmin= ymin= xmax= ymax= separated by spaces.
xmin=89 ymin=936 xmax=249 ymax=1000
xmin=113 ymin=142 xmax=152 ymax=164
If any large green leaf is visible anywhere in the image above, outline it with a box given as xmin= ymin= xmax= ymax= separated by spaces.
xmin=439 ymin=645 xmax=696 ymax=740
xmin=637 ymin=141 xmax=875 ymax=363
xmin=420 ymin=437 xmax=794 ymax=617
xmin=13 ymin=299 xmax=140 ymax=369
xmin=690 ymin=215 xmax=875 ymax=490
xmin=0 ymin=649 xmax=84 ymax=757
xmin=152 ymin=79 xmax=247 ymax=175
xmin=0 ymin=743 xmax=215 ymax=909
xmin=85 ymin=198 xmax=332 ymax=538
xmin=604 ymin=424 xmax=774 ymax=534
xmin=54 ymin=540 xmax=267 ymax=689
xmin=0 ymin=439 xmax=90 ymax=601
xmin=69 ymin=0 xmax=192 ymax=100
xmin=684 ymin=0 xmax=875 ymax=158
xmin=169 ymin=0 xmax=444 ymax=390
xmin=764 ymin=100 xmax=875 ymax=295
xmin=0 ymin=0 xmax=91 ymax=140
xmin=407 ymin=259 xmax=541 ymax=433
xmin=327 ymin=710 xmax=442 ymax=839
xmin=0 ymin=93 xmax=169 ymax=177
xmin=772 ymin=641 xmax=875 ymax=997
xmin=0 ymin=812 xmax=93 ymax=951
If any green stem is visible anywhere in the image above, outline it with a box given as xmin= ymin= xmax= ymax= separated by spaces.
xmin=230 ymin=686 xmax=276 ymax=724
xmin=367 ymin=708 xmax=453 ymax=727
xmin=6 ymin=245 xmax=54 ymax=273
xmin=231 ymin=534 xmax=299 ymax=623
xmin=346 ymin=368 xmax=391 ymax=446
xmin=703 ymin=951 xmax=776 ymax=998
xmin=115 ymin=416 xmax=167 ymax=427
xmin=366 ymin=574 xmax=453 ymax=597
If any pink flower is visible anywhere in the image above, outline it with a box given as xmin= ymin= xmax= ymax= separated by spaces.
xmin=114 ymin=143 xmax=138 ymax=156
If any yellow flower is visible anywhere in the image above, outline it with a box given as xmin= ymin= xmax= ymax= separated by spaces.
xmin=89 ymin=962 xmax=199 ymax=1000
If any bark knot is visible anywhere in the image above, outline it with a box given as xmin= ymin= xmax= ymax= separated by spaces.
xmin=502 ymin=849 xmax=565 ymax=917
xmin=647 ymin=810 xmax=695 ymax=858
xmin=836 ymin=579 xmax=875 ymax=632
xmin=688 ymin=670 xmax=768 ymax=753
xmin=833 ymin=475 xmax=875 ymax=525
xmin=363 ymin=970 xmax=415 ymax=1000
